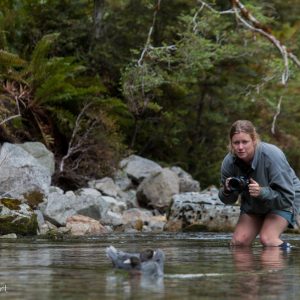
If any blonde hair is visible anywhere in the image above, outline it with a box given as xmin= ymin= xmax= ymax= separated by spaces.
xmin=228 ymin=120 xmax=260 ymax=153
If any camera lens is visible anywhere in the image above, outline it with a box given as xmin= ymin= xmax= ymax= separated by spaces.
xmin=228 ymin=176 xmax=249 ymax=192
xmin=228 ymin=178 xmax=242 ymax=191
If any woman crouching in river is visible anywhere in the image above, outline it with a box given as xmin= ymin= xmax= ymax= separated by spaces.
xmin=218 ymin=120 xmax=300 ymax=249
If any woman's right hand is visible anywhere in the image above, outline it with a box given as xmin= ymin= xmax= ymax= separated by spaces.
xmin=224 ymin=177 xmax=232 ymax=193
xmin=224 ymin=177 xmax=232 ymax=194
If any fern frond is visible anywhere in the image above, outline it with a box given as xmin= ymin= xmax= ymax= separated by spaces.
xmin=0 ymin=49 xmax=27 ymax=68
xmin=32 ymin=112 xmax=54 ymax=147
xmin=47 ymin=106 xmax=77 ymax=134
xmin=0 ymin=30 xmax=8 ymax=50
xmin=28 ymin=33 xmax=60 ymax=88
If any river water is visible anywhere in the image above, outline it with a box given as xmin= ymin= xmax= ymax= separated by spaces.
xmin=1 ymin=232 xmax=300 ymax=300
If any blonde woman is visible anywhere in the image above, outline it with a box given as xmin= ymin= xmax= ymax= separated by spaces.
xmin=219 ymin=120 xmax=300 ymax=249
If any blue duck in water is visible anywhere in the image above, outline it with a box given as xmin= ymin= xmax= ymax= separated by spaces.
xmin=106 ymin=246 xmax=165 ymax=277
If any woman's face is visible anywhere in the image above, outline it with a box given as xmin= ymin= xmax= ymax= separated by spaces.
xmin=231 ymin=132 xmax=256 ymax=163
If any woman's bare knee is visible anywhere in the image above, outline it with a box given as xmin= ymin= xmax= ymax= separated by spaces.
xmin=259 ymin=232 xmax=282 ymax=247
xmin=231 ymin=214 xmax=262 ymax=246
xmin=259 ymin=233 xmax=272 ymax=246
xmin=259 ymin=214 xmax=287 ymax=246
xmin=231 ymin=235 xmax=253 ymax=247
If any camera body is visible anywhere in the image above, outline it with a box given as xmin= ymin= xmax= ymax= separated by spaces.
xmin=228 ymin=176 xmax=249 ymax=192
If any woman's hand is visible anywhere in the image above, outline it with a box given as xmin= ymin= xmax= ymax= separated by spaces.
xmin=248 ymin=178 xmax=261 ymax=197
xmin=224 ymin=177 xmax=232 ymax=192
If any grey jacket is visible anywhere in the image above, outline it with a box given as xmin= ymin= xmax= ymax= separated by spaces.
xmin=218 ymin=142 xmax=300 ymax=215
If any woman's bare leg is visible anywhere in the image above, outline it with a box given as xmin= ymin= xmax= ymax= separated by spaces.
xmin=231 ymin=213 xmax=264 ymax=246
xmin=259 ymin=213 xmax=288 ymax=247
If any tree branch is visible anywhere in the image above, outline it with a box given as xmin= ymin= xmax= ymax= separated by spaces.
xmin=59 ymin=102 xmax=94 ymax=172
xmin=197 ymin=0 xmax=300 ymax=84
xmin=138 ymin=0 xmax=162 ymax=66
xmin=271 ymin=96 xmax=282 ymax=135
xmin=0 ymin=82 xmax=26 ymax=125
xmin=229 ymin=0 xmax=300 ymax=85
xmin=197 ymin=0 xmax=235 ymax=15
xmin=197 ymin=1 xmax=300 ymax=133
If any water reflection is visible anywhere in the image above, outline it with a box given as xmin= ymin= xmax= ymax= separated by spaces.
xmin=105 ymin=272 xmax=164 ymax=297
xmin=231 ymin=247 xmax=289 ymax=300
xmin=0 ymin=233 xmax=300 ymax=300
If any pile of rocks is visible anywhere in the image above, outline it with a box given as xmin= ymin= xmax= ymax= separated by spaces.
xmin=0 ymin=142 xmax=240 ymax=237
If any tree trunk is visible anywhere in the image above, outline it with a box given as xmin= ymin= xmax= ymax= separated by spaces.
xmin=93 ymin=0 xmax=105 ymax=41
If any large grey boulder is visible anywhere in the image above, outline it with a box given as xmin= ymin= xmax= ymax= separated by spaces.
xmin=41 ymin=188 xmax=105 ymax=226
xmin=117 ymin=189 xmax=138 ymax=208
xmin=166 ymin=188 xmax=240 ymax=231
xmin=19 ymin=142 xmax=55 ymax=175
xmin=120 ymin=155 xmax=162 ymax=183
xmin=113 ymin=170 xmax=133 ymax=191
xmin=136 ymin=168 xmax=180 ymax=210
xmin=88 ymin=177 xmax=120 ymax=197
xmin=41 ymin=187 xmax=126 ymax=226
xmin=170 ymin=166 xmax=200 ymax=193
xmin=0 ymin=143 xmax=52 ymax=199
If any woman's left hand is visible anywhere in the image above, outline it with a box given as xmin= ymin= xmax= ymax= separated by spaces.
xmin=248 ymin=178 xmax=261 ymax=198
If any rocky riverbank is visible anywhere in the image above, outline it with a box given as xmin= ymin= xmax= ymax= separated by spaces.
xmin=0 ymin=141 xmax=295 ymax=238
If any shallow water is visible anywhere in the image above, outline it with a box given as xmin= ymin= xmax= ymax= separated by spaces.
xmin=1 ymin=232 xmax=300 ymax=300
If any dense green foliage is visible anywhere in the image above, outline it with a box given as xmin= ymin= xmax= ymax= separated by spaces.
xmin=0 ymin=0 xmax=299 ymax=189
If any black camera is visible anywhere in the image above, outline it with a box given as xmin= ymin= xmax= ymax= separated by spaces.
xmin=228 ymin=176 xmax=249 ymax=192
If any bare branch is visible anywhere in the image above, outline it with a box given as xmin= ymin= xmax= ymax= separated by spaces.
xmin=196 ymin=0 xmax=300 ymax=132
xmin=288 ymin=52 xmax=300 ymax=68
xmin=0 ymin=112 xmax=21 ymax=125
xmin=0 ymin=83 xmax=24 ymax=125
xmin=197 ymin=0 xmax=235 ymax=15
xmin=59 ymin=102 xmax=94 ymax=172
xmin=196 ymin=0 xmax=300 ymax=85
xmin=271 ymin=96 xmax=282 ymax=135
xmin=229 ymin=0 xmax=300 ymax=85
xmin=227 ymin=0 xmax=300 ymax=132
xmin=138 ymin=0 xmax=162 ymax=66
xmin=231 ymin=4 xmax=289 ymax=85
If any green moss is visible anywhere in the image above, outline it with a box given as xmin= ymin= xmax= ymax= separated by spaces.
xmin=44 ymin=229 xmax=66 ymax=241
xmin=23 ymin=191 xmax=44 ymax=209
xmin=0 ymin=214 xmax=38 ymax=236
xmin=0 ymin=198 xmax=21 ymax=210
xmin=183 ymin=224 xmax=209 ymax=232
xmin=0 ymin=196 xmax=40 ymax=235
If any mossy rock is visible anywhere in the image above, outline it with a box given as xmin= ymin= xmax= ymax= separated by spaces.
xmin=0 ymin=198 xmax=22 ymax=210
xmin=23 ymin=191 xmax=44 ymax=209
xmin=0 ymin=198 xmax=38 ymax=235
xmin=0 ymin=214 xmax=38 ymax=235
xmin=133 ymin=219 xmax=144 ymax=231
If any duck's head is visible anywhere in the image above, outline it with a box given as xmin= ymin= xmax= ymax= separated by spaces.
xmin=124 ymin=256 xmax=141 ymax=270
xmin=140 ymin=249 xmax=154 ymax=261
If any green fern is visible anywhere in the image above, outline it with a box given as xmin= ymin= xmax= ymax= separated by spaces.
xmin=0 ymin=49 xmax=27 ymax=68
xmin=0 ymin=31 xmax=125 ymax=180
xmin=28 ymin=33 xmax=60 ymax=89
xmin=0 ymin=50 xmax=27 ymax=84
